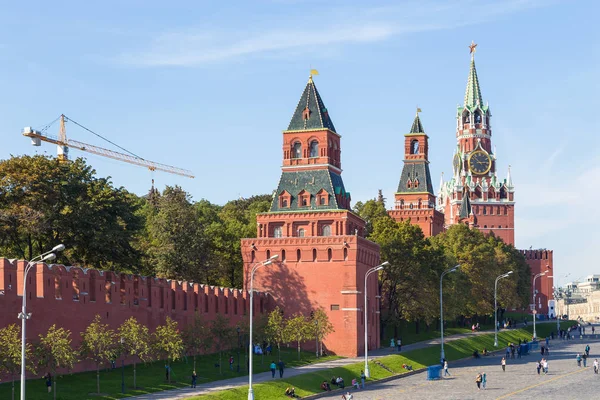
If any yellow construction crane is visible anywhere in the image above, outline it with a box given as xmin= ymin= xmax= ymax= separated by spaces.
xmin=23 ymin=114 xmax=195 ymax=178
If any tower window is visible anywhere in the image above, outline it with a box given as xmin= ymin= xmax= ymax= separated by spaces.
xmin=297 ymin=228 xmax=305 ymax=237
xmin=483 ymin=206 xmax=487 ymax=215
xmin=474 ymin=111 xmax=482 ymax=124
xmin=309 ymin=140 xmax=319 ymax=158
xmin=292 ymin=142 xmax=302 ymax=159
xmin=297 ymin=249 xmax=301 ymax=261
xmin=322 ymin=225 xmax=331 ymax=237
xmin=312 ymin=249 xmax=317 ymax=262
xmin=273 ymin=226 xmax=283 ymax=238
xmin=411 ymin=139 xmax=419 ymax=155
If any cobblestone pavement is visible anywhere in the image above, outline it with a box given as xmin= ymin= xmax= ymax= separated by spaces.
xmin=321 ymin=331 xmax=600 ymax=399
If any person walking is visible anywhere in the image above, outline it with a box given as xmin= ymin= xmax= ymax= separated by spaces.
xmin=582 ymin=353 xmax=588 ymax=367
xmin=278 ymin=359 xmax=285 ymax=378
xmin=45 ymin=372 xmax=52 ymax=393
xmin=543 ymin=359 xmax=548 ymax=375
xmin=360 ymin=370 xmax=366 ymax=389
xmin=191 ymin=370 xmax=197 ymax=388
xmin=270 ymin=361 xmax=277 ymax=378
xmin=576 ymin=353 xmax=582 ymax=367
xmin=444 ymin=360 xmax=450 ymax=376
xmin=475 ymin=373 xmax=482 ymax=390
xmin=501 ymin=357 xmax=506 ymax=372
xmin=481 ymin=372 xmax=487 ymax=389
xmin=397 ymin=338 xmax=402 ymax=352
xmin=229 ymin=355 xmax=234 ymax=370
xmin=593 ymin=359 xmax=599 ymax=374
xmin=506 ymin=346 xmax=510 ymax=359
xmin=585 ymin=344 xmax=590 ymax=356
xmin=592 ymin=326 xmax=596 ymax=335
xmin=536 ymin=360 xmax=541 ymax=375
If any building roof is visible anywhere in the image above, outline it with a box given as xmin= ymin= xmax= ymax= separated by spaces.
xmin=458 ymin=190 xmax=473 ymax=219
xmin=464 ymin=54 xmax=483 ymax=108
xmin=286 ymin=77 xmax=337 ymax=133
xmin=409 ymin=114 xmax=425 ymax=134
xmin=396 ymin=162 xmax=435 ymax=195
xmin=270 ymin=169 xmax=350 ymax=212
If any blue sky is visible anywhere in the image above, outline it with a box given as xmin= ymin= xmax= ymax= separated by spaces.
xmin=0 ymin=0 xmax=597 ymax=285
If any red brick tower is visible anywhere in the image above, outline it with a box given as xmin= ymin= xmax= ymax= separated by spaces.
xmin=389 ymin=112 xmax=444 ymax=236
xmin=241 ymin=75 xmax=381 ymax=357
xmin=437 ymin=43 xmax=515 ymax=245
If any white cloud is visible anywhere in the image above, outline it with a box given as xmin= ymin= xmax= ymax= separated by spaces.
xmin=115 ymin=0 xmax=550 ymax=67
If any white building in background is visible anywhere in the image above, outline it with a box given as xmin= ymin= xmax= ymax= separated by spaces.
xmin=556 ymin=274 xmax=600 ymax=322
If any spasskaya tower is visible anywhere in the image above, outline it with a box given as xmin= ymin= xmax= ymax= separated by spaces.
xmin=437 ymin=42 xmax=515 ymax=245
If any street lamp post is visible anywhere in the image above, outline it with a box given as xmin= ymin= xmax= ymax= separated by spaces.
xmin=532 ymin=269 xmax=550 ymax=340
xmin=364 ymin=261 xmax=389 ymax=378
xmin=120 ymin=337 xmax=125 ymax=394
xmin=494 ymin=271 xmax=513 ymax=347
xmin=19 ymin=244 xmax=65 ymax=400
xmin=315 ymin=319 xmax=319 ymax=358
xmin=248 ymin=254 xmax=278 ymax=400
xmin=553 ymin=287 xmax=560 ymax=334
xmin=440 ymin=265 xmax=460 ymax=363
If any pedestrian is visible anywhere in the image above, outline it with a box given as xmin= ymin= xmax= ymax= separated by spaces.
xmin=501 ymin=357 xmax=506 ymax=372
xmin=593 ymin=326 xmax=596 ymax=335
xmin=481 ymin=372 xmax=486 ymax=389
xmin=360 ymin=370 xmax=366 ymax=388
xmin=583 ymin=353 xmax=587 ymax=367
xmin=585 ymin=344 xmax=590 ymax=356
xmin=536 ymin=360 xmax=541 ymax=375
xmin=475 ymin=372 xmax=482 ymax=390
xmin=351 ymin=378 xmax=359 ymax=389
xmin=444 ymin=360 xmax=450 ymax=376
xmin=545 ymin=337 xmax=549 ymax=347
xmin=229 ymin=355 xmax=234 ymax=370
xmin=397 ymin=338 xmax=402 ymax=352
xmin=593 ymin=359 xmax=599 ymax=374
xmin=540 ymin=345 xmax=545 ymax=356
xmin=576 ymin=353 xmax=582 ymax=367
xmin=390 ymin=338 xmax=395 ymax=349
xmin=517 ymin=345 xmax=522 ymax=359
xmin=270 ymin=361 xmax=276 ymax=378
xmin=543 ymin=359 xmax=548 ymax=374
xmin=45 ymin=372 xmax=52 ymax=393
xmin=191 ymin=370 xmax=197 ymax=388
xmin=546 ymin=346 xmax=550 ymax=356
xmin=165 ymin=364 xmax=170 ymax=381
xmin=278 ymin=359 xmax=285 ymax=378
xmin=506 ymin=346 xmax=510 ymax=358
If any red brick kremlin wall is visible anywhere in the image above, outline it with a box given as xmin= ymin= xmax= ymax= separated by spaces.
xmin=520 ymin=250 xmax=554 ymax=316
xmin=0 ymin=258 xmax=273 ymax=373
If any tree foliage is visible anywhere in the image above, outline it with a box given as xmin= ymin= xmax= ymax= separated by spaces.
xmin=152 ymin=316 xmax=184 ymax=383
xmin=265 ymin=307 xmax=288 ymax=359
xmin=118 ymin=317 xmax=152 ymax=389
xmin=36 ymin=325 xmax=77 ymax=400
xmin=79 ymin=315 xmax=117 ymax=394
xmin=285 ymin=313 xmax=311 ymax=360
xmin=183 ymin=313 xmax=213 ymax=370
xmin=0 ymin=324 xmax=34 ymax=400
xmin=0 ymin=155 xmax=142 ymax=270
xmin=209 ymin=314 xmax=235 ymax=375
xmin=310 ymin=308 xmax=334 ymax=356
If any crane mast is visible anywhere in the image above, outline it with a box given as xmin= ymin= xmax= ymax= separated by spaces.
xmin=23 ymin=115 xmax=195 ymax=178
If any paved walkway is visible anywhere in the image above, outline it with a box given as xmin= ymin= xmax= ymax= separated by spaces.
xmin=127 ymin=322 xmax=560 ymax=399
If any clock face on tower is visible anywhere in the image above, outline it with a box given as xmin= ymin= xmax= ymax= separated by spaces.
xmin=453 ymin=153 xmax=461 ymax=174
xmin=468 ymin=150 xmax=492 ymax=175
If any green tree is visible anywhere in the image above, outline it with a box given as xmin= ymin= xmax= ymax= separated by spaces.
xmin=209 ymin=315 xmax=235 ymax=375
xmin=352 ymin=199 xmax=389 ymax=237
xmin=118 ymin=317 xmax=152 ymax=389
xmin=36 ymin=325 xmax=77 ymax=400
xmin=143 ymin=186 xmax=214 ymax=283
xmin=369 ymin=218 xmax=443 ymax=335
xmin=153 ymin=316 xmax=184 ymax=384
xmin=80 ymin=315 xmax=117 ymax=394
xmin=0 ymin=155 xmax=142 ymax=270
xmin=285 ymin=313 xmax=311 ymax=360
xmin=0 ymin=324 xmax=34 ymax=400
xmin=183 ymin=313 xmax=213 ymax=370
xmin=265 ymin=307 xmax=288 ymax=360
xmin=311 ymin=308 xmax=334 ymax=357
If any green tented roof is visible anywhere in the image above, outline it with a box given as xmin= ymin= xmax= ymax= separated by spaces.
xmin=286 ymin=78 xmax=337 ymax=133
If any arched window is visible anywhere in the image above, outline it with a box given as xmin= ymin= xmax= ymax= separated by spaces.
xmin=463 ymin=112 xmax=470 ymax=125
xmin=297 ymin=249 xmax=301 ymax=261
xmin=312 ymin=249 xmax=317 ymax=262
xmin=322 ymin=225 xmax=331 ymax=236
xmin=411 ymin=139 xmax=419 ymax=154
xmin=483 ymin=206 xmax=487 ymax=215
xmin=343 ymin=248 xmax=348 ymax=260
xmin=266 ymin=249 xmax=271 ymax=259
xmin=251 ymin=250 xmax=255 ymax=262
xmin=327 ymin=248 xmax=332 ymax=261
xmin=281 ymin=249 xmax=286 ymax=262
xmin=400 ymin=199 xmax=404 ymax=209
xmin=298 ymin=228 xmax=305 ymax=237
xmin=292 ymin=142 xmax=302 ymax=159
xmin=484 ymin=225 xmax=487 ymax=228
xmin=474 ymin=111 xmax=482 ymax=124
xmin=309 ymin=140 xmax=319 ymax=158
xmin=320 ymin=197 xmax=326 ymax=205
xmin=273 ymin=226 xmax=283 ymax=238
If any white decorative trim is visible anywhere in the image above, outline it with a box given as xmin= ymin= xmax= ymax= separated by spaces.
xmin=342 ymin=308 xmax=361 ymax=311
xmin=341 ymin=290 xmax=361 ymax=294
xmin=281 ymin=164 xmax=343 ymax=174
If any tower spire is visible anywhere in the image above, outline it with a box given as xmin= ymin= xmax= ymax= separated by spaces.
xmin=464 ymin=41 xmax=483 ymax=108
xmin=506 ymin=165 xmax=514 ymax=188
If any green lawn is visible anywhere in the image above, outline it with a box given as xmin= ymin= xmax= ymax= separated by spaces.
xmin=193 ymin=321 xmax=576 ymax=400
xmin=0 ymin=348 xmax=339 ymax=400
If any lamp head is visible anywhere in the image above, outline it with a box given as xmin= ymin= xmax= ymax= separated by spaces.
xmin=42 ymin=253 xmax=56 ymax=262
xmin=380 ymin=261 xmax=390 ymax=267
xmin=263 ymin=260 xmax=273 ymax=266
xmin=374 ymin=266 xmax=384 ymax=272
xmin=52 ymin=244 xmax=65 ymax=252
xmin=269 ymin=254 xmax=279 ymax=261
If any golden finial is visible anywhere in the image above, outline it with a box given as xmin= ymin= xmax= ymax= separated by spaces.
xmin=469 ymin=41 xmax=478 ymax=55
xmin=416 ymin=107 xmax=422 ymax=115
xmin=309 ymin=69 xmax=319 ymax=82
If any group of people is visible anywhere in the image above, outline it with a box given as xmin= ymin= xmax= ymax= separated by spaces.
xmin=322 ymin=370 xmax=366 ymax=392
xmin=474 ymin=371 xmax=487 ymax=390
xmin=390 ymin=337 xmax=402 ymax=351
xmin=269 ymin=360 xmax=286 ymax=378
xmin=536 ymin=358 xmax=549 ymax=375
